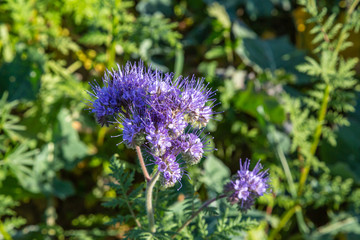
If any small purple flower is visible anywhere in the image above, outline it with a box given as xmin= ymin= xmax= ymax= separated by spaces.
xmin=224 ymin=158 xmax=270 ymax=212
xmin=164 ymin=171 xmax=172 ymax=180
xmin=122 ymin=115 xmax=146 ymax=147
xmin=158 ymin=161 xmax=168 ymax=172
xmin=181 ymin=133 xmax=204 ymax=165
xmin=145 ymin=125 xmax=172 ymax=157
xmin=160 ymin=168 xmax=182 ymax=189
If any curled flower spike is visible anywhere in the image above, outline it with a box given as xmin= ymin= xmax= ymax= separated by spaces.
xmin=87 ymin=61 xmax=218 ymax=189
xmin=224 ymin=158 xmax=270 ymax=212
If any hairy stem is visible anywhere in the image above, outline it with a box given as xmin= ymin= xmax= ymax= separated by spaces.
xmin=135 ymin=145 xmax=151 ymax=182
xmin=172 ymin=194 xmax=227 ymax=239
xmin=146 ymin=171 xmax=160 ymax=233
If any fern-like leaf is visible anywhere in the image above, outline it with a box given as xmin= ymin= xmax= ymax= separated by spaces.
xmin=103 ymin=154 xmax=145 ymax=230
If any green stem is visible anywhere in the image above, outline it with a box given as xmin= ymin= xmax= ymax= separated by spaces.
xmin=268 ymin=205 xmax=301 ymax=240
xmin=146 ymin=171 xmax=160 ymax=233
xmin=275 ymin=138 xmax=296 ymax=197
xmin=0 ymin=219 xmax=12 ymax=240
xmin=256 ymin=108 xmax=308 ymax=235
xmin=311 ymin=84 xmax=331 ymax=155
xmin=298 ymin=77 xmax=330 ymax=197
xmin=120 ymin=176 xmax=142 ymax=228
xmin=270 ymin=127 xmax=309 ymax=234
xmin=348 ymin=0 xmax=360 ymax=15
xmin=174 ymin=45 xmax=184 ymax=80
xmin=172 ymin=194 xmax=227 ymax=239
xmin=224 ymin=29 xmax=233 ymax=64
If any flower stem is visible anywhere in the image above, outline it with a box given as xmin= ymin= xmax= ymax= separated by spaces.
xmin=172 ymin=194 xmax=227 ymax=239
xmin=146 ymin=170 xmax=160 ymax=233
xmin=136 ymin=145 xmax=151 ymax=182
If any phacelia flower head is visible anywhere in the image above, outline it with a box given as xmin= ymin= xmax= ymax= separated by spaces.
xmin=224 ymin=158 xmax=270 ymax=212
xmin=87 ymin=61 xmax=218 ymax=189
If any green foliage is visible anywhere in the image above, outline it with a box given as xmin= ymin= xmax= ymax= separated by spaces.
xmin=283 ymin=96 xmax=316 ymax=160
xmin=296 ymin=1 xmax=359 ymax=147
xmin=201 ymin=155 xmax=230 ymax=193
xmin=211 ymin=210 xmax=256 ymax=240
xmin=0 ymin=195 xmax=26 ymax=238
xmin=102 ymin=154 xmax=145 ymax=227
xmin=304 ymin=173 xmax=353 ymax=210
xmin=200 ymin=0 xmax=360 ymax=239
xmin=0 ymin=92 xmax=25 ymax=141
xmin=102 ymin=155 xmax=258 ymax=239
xmin=236 ymin=36 xmax=305 ymax=75
xmin=1 ymin=0 xmax=360 ymax=239
xmin=297 ymin=51 xmax=358 ymax=139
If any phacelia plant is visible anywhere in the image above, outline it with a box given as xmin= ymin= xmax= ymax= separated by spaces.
xmin=87 ymin=61 xmax=270 ymax=237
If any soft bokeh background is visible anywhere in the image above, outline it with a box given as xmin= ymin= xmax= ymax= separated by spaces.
xmin=1 ymin=0 xmax=360 ymax=239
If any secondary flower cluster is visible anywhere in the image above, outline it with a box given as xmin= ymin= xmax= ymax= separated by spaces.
xmin=88 ymin=61 xmax=216 ymax=188
xmin=224 ymin=159 xmax=270 ymax=211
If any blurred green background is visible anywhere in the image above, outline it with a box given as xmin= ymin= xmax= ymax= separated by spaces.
xmin=1 ymin=0 xmax=360 ymax=239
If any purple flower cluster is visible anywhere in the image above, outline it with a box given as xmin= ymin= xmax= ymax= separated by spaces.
xmin=224 ymin=159 xmax=270 ymax=211
xmin=88 ymin=61 xmax=217 ymax=188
